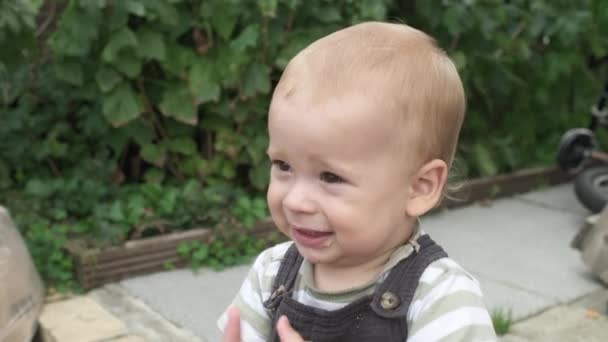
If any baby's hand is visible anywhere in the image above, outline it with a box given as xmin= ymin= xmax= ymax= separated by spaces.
xmin=221 ymin=306 xmax=305 ymax=342
xmin=221 ymin=307 xmax=242 ymax=342
xmin=276 ymin=315 xmax=305 ymax=342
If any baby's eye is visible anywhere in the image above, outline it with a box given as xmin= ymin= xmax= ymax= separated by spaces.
xmin=320 ymin=171 xmax=344 ymax=184
xmin=271 ymin=160 xmax=291 ymax=172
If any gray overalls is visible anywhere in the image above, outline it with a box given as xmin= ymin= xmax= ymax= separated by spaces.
xmin=263 ymin=234 xmax=447 ymax=341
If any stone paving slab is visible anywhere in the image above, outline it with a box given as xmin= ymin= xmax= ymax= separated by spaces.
xmin=89 ymin=284 xmax=202 ymax=342
xmin=120 ymin=264 xmax=251 ymax=342
xmin=39 ymin=296 xmax=128 ymax=342
xmin=473 ymin=272 xmax=556 ymax=320
xmin=516 ymin=183 xmax=590 ymax=216
xmin=500 ymin=289 xmax=608 ymax=342
xmin=423 ymin=196 xmax=602 ymax=319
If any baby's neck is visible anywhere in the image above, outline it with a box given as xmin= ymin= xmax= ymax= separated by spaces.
xmin=312 ymin=247 xmax=397 ymax=293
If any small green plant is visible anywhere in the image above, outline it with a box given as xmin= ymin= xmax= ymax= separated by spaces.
xmin=163 ymin=260 xmax=176 ymax=270
xmin=492 ymin=308 xmax=513 ymax=336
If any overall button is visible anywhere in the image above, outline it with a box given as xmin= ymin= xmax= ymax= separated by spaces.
xmin=380 ymin=291 xmax=400 ymax=310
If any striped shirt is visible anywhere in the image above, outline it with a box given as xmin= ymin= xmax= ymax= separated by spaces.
xmin=218 ymin=231 xmax=496 ymax=341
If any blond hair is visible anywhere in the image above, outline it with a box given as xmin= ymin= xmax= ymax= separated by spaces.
xmin=274 ymin=22 xmax=466 ymax=168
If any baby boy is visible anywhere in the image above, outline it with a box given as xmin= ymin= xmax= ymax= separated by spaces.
xmin=218 ymin=21 xmax=496 ymax=342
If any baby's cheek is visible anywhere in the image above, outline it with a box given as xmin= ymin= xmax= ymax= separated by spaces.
xmin=267 ymin=183 xmax=286 ymax=228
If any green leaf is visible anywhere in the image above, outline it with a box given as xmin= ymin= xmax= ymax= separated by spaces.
xmin=102 ymin=83 xmax=143 ymax=127
xmin=193 ymin=246 xmax=209 ymax=261
xmin=451 ymin=51 xmax=467 ymax=71
xmin=143 ymin=169 xmax=165 ymax=184
xmin=177 ymin=243 xmax=192 ymax=257
xmin=249 ymin=160 xmax=270 ymax=191
xmin=258 ymin=0 xmax=278 ymax=17
xmin=25 ymin=179 xmax=55 ymax=198
xmin=140 ymin=144 xmax=167 ymax=167
xmin=165 ymin=136 xmax=197 ymax=156
xmin=54 ymin=61 xmax=83 ymax=86
xmin=123 ymin=0 xmax=146 ymax=16
xmin=159 ymin=189 xmax=179 ymax=214
xmin=182 ymin=155 xmax=208 ymax=177
xmin=112 ymin=51 xmax=142 ymax=78
xmin=202 ymin=1 xmax=239 ymax=40
xmin=315 ymin=6 xmax=342 ymax=22
xmin=231 ymin=25 xmax=259 ymax=52
xmin=95 ymin=67 xmax=122 ymax=92
xmin=159 ymin=86 xmax=197 ymax=125
xmin=147 ymin=0 xmax=179 ymax=25
xmin=102 ymin=27 xmax=138 ymax=63
xmin=108 ymin=201 xmax=125 ymax=222
xmin=137 ymin=28 xmax=166 ymax=60
xmin=189 ymin=59 xmax=220 ymax=103
xmin=242 ymin=63 xmax=270 ymax=98
xmin=473 ymin=143 xmax=498 ymax=177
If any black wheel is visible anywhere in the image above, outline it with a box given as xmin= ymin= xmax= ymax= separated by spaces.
xmin=574 ymin=166 xmax=608 ymax=213
xmin=557 ymin=128 xmax=596 ymax=173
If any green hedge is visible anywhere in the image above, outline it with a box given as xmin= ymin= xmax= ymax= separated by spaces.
xmin=1 ymin=0 xmax=607 ymax=289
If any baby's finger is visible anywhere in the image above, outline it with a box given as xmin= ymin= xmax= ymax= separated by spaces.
xmin=276 ymin=315 xmax=305 ymax=342
xmin=222 ymin=306 xmax=241 ymax=342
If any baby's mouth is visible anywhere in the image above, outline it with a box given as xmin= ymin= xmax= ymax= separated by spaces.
xmin=295 ymin=228 xmax=333 ymax=237
xmin=291 ymin=227 xmax=334 ymax=248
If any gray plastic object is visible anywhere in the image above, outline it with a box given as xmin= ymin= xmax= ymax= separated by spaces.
xmin=572 ymin=208 xmax=608 ymax=285
xmin=0 ymin=206 xmax=44 ymax=341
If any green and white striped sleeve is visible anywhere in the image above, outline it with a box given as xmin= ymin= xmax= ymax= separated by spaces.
xmin=217 ymin=242 xmax=292 ymax=342
xmin=407 ymin=258 xmax=497 ymax=342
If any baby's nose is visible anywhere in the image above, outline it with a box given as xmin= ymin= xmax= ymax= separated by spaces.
xmin=282 ymin=181 xmax=317 ymax=214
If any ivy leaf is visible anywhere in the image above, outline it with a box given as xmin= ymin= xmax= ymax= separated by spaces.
xmin=242 ymin=63 xmax=270 ymax=98
xmin=140 ymin=144 xmax=167 ymax=167
xmin=165 ymin=136 xmax=197 ymax=156
xmin=159 ymin=86 xmax=197 ymax=125
xmin=162 ymin=43 xmax=197 ymax=77
xmin=189 ymin=59 xmax=220 ymax=103
xmin=202 ymin=1 xmax=239 ymax=40
xmin=102 ymin=83 xmax=143 ymax=127
xmin=147 ymin=0 xmax=179 ymax=25
xmin=181 ymin=155 xmax=208 ymax=177
xmin=231 ymin=25 xmax=259 ymax=52
xmin=137 ymin=28 xmax=166 ymax=60
xmin=54 ymin=61 xmax=83 ymax=86
xmin=192 ymin=246 xmax=209 ymax=261
xmin=315 ymin=6 xmax=342 ymax=22
xmin=258 ymin=0 xmax=278 ymax=17
xmin=177 ymin=243 xmax=192 ymax=257
xmin=108 ymin=201 xmax=126 ymax=222
xmin=249 ymin=160 xmax=270 ymax=191
xmin=122 ymin=120 xmax=155 ymax=146
xmin=25 ymin=179 xmax=55 ymax=198
xmin=112 ymin=51 xmax=142 ymax=78
xmin=102 ymin=27 xmax=138 ymax=63
xmin=123 ymin=0 xmax=146 ymax=16
xmin=451 ymin=51 xmax=467 ymax=71
xmin=473 ymin=143 xmax=498 ymax=177
xmin=95 ymin=67 xmax=122 ymax=92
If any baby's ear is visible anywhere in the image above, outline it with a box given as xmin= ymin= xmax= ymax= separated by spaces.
xmin=404 ymin=159 xmax=448 ymax=217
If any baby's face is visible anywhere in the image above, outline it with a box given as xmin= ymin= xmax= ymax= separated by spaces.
xmin=267 ymin=92 xmax=418 ymax=268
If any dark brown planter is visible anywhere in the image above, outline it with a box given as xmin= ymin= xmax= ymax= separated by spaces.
xmin=67 ymin=166 xmax=571 ymax=290
xmin=65 ymin=228 xmax=213 ymax=290
xmin=440 ymin=166 xmax=572 ymax=208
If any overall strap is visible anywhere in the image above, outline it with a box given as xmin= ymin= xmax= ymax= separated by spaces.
xmin=263 ymin=243 xmax=303 ymax=310
xmin=371 ymin=234 xmax=448 ymax=318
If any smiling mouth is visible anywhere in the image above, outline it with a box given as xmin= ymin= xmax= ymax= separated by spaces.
xmin=295 ymin=228 xmax=333 ymax=237
xmin=291 ymin=227 xmax=334 ymax=248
